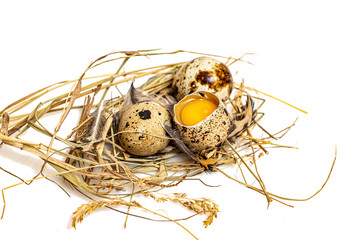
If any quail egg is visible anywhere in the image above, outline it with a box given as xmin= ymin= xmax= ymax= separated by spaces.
xmin=172 ymin=57 xmax=233 ymax=102
xmin=173 ymin=91 xmax=230 ymax=152
xmin=118 ymin=101 xmax=172 ymax=156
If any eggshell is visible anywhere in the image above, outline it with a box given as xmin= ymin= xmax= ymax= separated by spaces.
xmin=172 ymin=57 xmax=233 ymax=102
xmin=118 ymin=101 xmax=171 ymax=156
xmin=174 ymin=91 xmax=230 ymax=152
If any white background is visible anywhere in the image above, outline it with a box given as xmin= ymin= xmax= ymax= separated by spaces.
xmin=1 ymin=1 xmax=359 ymax=239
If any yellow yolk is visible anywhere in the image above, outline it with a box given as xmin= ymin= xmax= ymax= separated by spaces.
xmin=180 ymin=99 xmax=217 ymax=126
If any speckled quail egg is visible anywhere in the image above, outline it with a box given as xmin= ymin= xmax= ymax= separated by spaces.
xmin=118 ymin=101 xmax=172 ymax=156
xmin=173 ymin=91 xmax=230 ymax=152
xmin=172 ymin=57 xmax=233 ymax=102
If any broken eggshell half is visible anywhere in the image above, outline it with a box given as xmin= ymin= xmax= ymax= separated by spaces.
xmin=172 ymin=57 xmax=233 ymax=102
xmin=173 ymin=91 xmax=231 ymax=153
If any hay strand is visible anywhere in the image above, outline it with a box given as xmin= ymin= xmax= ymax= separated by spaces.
xmin=0 ymin=49 xmax=335 ymax=238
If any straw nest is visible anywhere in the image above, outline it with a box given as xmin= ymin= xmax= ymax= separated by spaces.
xmin=0 ymin=50 xmax=335 ymax=239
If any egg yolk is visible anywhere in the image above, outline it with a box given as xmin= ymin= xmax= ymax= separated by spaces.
xmin=180 ymin=99 xmax=217 ymax=126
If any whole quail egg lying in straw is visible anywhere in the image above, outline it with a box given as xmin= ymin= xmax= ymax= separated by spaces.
xmin=172 ymin=57 xmax=233 ymax=102
xmin=118 ymin=101 xmax=172 ymax=156
xmin=173 ymin=91 xmax=230 ymax=152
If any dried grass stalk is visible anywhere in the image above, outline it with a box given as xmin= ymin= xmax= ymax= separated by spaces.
xmin=0 ymin=49 xmax=336 ymax=239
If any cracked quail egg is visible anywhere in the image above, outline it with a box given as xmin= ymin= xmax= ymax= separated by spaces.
xmin=118 ymin=101 xmax=172 ymax=156
xmin=173 ymin=91 xmax=230 ymax=152
xmin=172 ymin=57 xmax=233 ymax=102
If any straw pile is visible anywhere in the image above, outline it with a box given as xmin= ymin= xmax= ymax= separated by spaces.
xmin=0 ymin=50 xmax=335 ymax=239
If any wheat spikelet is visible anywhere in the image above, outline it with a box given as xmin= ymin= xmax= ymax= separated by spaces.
xmin=143 ymin=192 xmax=219 ymax=227
xmin=72 ymin=199 xmax=141 ymax=229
